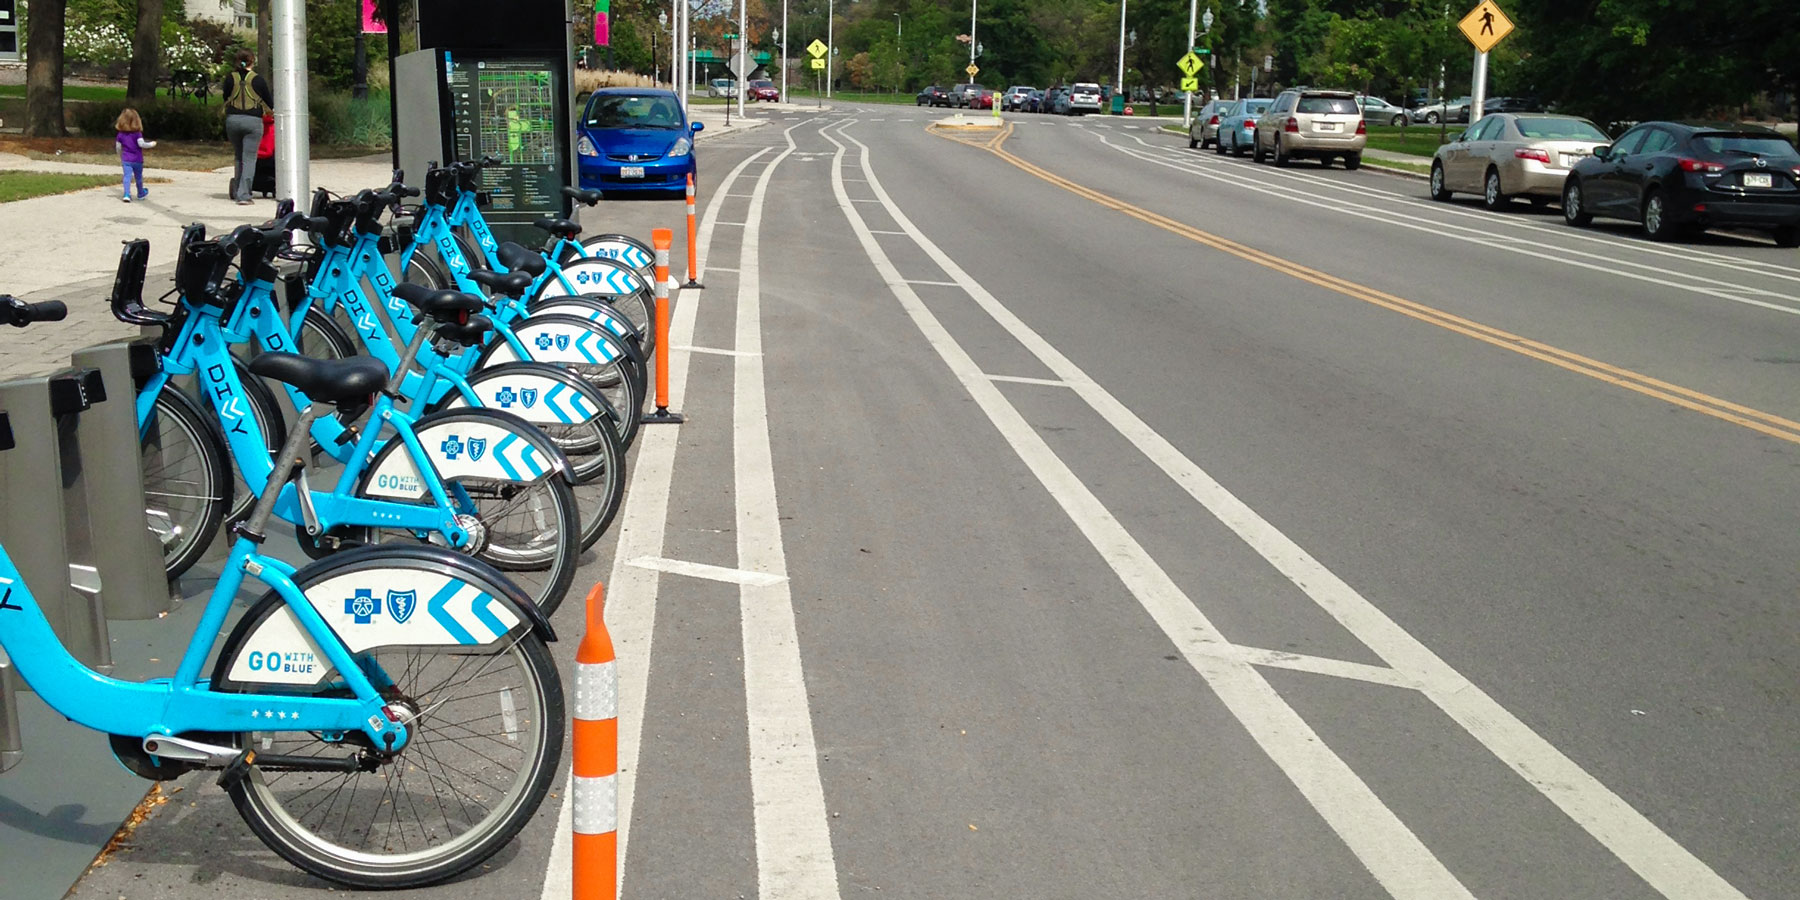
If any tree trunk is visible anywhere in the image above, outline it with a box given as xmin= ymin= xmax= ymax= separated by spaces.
xmin=24 ymin=0 xmax=66 ymax=136
xmin=257 ymin=0 xmax=273 ymax=75
xmin=127 ymin=0 xmax=164 ymax=100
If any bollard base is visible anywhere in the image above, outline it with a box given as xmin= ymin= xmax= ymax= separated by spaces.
xmin=641 ymin=408 xmax=686 ymax=425
xmin=682 ymin=279 xmax=705 ymax=290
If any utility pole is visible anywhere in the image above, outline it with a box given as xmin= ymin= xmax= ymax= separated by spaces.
xmin=272 ymin=0 xmax=309 ymax=202
xmin=1115 ymin=0 xmax=1127 ymax=101
xmin=970 ymin=0 xmax=978 ymax=69
xmin=780 ymin=0 xmax=788 ymax=102
xmin=737 ymin=0 xmax=746 ymax=118
xmin=827 ymin=0 xmax=834 ymax=98
xmin=1183 ymin=0 xmax=1196 ymax=128
xmin=671 ymin=0 xmax=684 ymax=112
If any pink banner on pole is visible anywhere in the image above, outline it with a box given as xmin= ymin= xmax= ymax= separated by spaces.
xmin=362 ymin=0 xmax=387 ymax=34
xmin=594 ymin=0 xmax=611 ymax=46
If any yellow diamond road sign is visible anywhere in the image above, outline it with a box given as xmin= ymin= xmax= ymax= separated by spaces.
xmin=1177 ymin=52 xmax=1203 ymax=76
xmin=807 ymin=39 xmax=828 ymax=59
xmin=1458 ymin=0 xmax=1513 ymax=54
xmin=1179 ymin=76 xmax=1200 ymax=92
xmin=966 ymin=64 xmax=980 ymax=77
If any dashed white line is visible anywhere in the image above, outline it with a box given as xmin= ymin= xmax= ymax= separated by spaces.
xmin=626 ymin=555 xmax=788 ymax=587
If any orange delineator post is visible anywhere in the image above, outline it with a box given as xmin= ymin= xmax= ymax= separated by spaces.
xmin=572 ymin=583 xmax=618 ymax=900
xmin=682 ymin=174 xmax=704 ymax=289
xmin=641 ymin=228 xmax=684 ymax=424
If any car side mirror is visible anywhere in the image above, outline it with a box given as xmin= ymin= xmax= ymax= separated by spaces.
xmin=691 ymin=121 xmax=704 ymax=133
xmin=1592 ymin=145 xmax=1611 ymax=160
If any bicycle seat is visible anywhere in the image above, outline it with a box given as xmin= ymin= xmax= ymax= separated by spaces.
xmin=561 ymin=186 xmax=603 ymax=206
xmin=435 ymin=313 xmax=493 ymax=347
xmin=393 ymin=283 xmax=483 ymax=321
xmin=495 ymin=242 xmax=548 ymax=278
xmin=470 ymin=269 xmax=535 ymax=298
xmin=532 ymin=217 xmax=584 ymax=239
xmin=248 ymin=353 xmax=388 ymax=405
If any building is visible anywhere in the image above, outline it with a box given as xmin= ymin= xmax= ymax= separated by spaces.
xmin=189 ymin=0 xmax=255 ymax=31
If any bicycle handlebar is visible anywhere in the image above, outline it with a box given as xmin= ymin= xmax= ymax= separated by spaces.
xmin=1 ymin=296 xmax=69 ymax=327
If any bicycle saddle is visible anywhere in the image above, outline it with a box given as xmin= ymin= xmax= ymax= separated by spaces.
xmin=560 ymin=186 xmax=603 ymax=206
xmin=248 ymin=353 xmax=388 ymax=405
xmin=470 ymin=269 xmax=534 ymax=298
xmin=435 ymin=313 xmax=492 ymax=347
xmin=531 ymin=217 xmax=584 ymax=239
xmin=392 ymin=283 xmax=483 ymax=321
xmin=495 ymin=241 xmax=548 ymax=278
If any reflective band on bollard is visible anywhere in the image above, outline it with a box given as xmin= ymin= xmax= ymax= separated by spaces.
xmin=683 ymin=174 xmax=704 ymax=289
xmin=573 ymin=583 xmax=618 ymax=900
xmin=641 ymin=228 xmax=684 ymax=424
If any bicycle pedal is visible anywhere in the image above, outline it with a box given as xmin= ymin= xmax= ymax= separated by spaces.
xmin=215 ymin=748 xmax=257 ymax=789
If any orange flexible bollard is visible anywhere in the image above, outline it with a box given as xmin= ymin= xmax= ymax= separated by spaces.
xmin=641 ymin=228 xmax=684 ymax=424
xmin=572 ymin=584 xmax=618 ymax=900
xmin=682 ymin=173 xmax=704 ymax=289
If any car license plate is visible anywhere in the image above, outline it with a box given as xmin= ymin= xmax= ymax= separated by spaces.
xmin=1316 ymin=122 xmax=1339 ymax=132
xmin=1744 ymin=172 xmax=1773 ymax=188
xmin=621 ymin=166 xmax=645 ymax=179
xmin=1560 ymin=153 xmax=1582 ymax=167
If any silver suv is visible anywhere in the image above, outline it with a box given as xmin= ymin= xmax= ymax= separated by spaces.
xmin=1254 ymin=89 xmax=1367 ymax=169
xmin=1066 ymin=82 xmax=1102 ymax=116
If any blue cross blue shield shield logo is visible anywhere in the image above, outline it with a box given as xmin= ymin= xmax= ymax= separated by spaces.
xmin=386 ymin=589 xmax=418 ymax=624
xmin=521 ymin=388 xmax=539 ymax=408
xmin=467 ymin=438 xmax=487 ymax=461
xmin=555 ymin=333 xmax=571 ymax=351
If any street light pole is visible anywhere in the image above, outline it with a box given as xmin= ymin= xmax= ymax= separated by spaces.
xmin=780 ymin=1 xmax=787 ymax=102
xmin=271 ymin=0 xmax=309 ymax=202
xmin=1116 ymin=0 xmax=1127 ymax=103
xmin=1183 ymin=0 xmax=1196 ymax=127
xmin=671 ymin=0 xmax=684 ymax=112
xmin=737 ymin=0 xmax=746 ymax=118
xmin=827 ymin=0 xmax=834 ymax=99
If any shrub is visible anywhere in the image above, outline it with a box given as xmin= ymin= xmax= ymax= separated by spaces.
xmin=309 ymin=91 xmax=392 ymax=149
xmin=66 ymin=21 xmax=133 ymax=67
xmin=71 ymin=97 xmax=224 ymax=141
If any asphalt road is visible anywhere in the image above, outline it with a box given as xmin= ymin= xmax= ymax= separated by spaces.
xmin=67 ymin=104 xmax=1800 ymax=899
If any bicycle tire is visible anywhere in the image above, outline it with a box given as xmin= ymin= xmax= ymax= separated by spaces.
xmin=141 ymin=386 xmax=229 ymax=580
xmin=214 ymin=550 xmax=562 ymax=888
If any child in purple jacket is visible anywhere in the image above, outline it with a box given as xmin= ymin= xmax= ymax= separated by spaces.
xmin=115 ymin=108 xmax=157 ymax=202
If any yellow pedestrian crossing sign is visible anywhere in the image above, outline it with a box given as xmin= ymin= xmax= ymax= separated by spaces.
xmin=1458 ymin=0 xmax=1513 ymax=54
xmin=966 ymin=64 xmax=980 ymax=77
xmin=1180 ymin=76 xmax=1200 ymax=92
xmin=810 ymin=58 xmax=826 ymax=70
xmin=1177 ymin=52 xmax=1204 ymax=76
xmin=807 ymin=39 xmax=828 ymax=59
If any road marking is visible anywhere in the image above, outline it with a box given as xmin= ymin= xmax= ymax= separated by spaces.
xmin=911 ymin=122 xmax=1756 ymax=899
xmin=902 ymin=279 xmax=961 ymax=286
xmin=823 ymin=120 xmax=1479 ymax=900
xmin=869 ymin=230 xmax=907 ymax=235
xmin=677 ymin=344 xmax=762 ymax=357
xmin=626 ymin=555 xmax=788 ymax=586
xmin=986 ymin=373 xmax=1072 ymax=387
xmin=954 ymin=125 xmax=1800 ymax=447
xmin=539 ymin=144 xmax=775 ymax=900
xmin=736 ymin=121 xmax=842 ymax=898
xmin=706 ymin=265 xmax=742 ymax=273
xmin=717 ymin=221 xmax=749 ymax=227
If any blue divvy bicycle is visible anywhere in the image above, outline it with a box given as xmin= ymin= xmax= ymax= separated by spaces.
xmin=0 ymin=298 xmax=562 ymax=889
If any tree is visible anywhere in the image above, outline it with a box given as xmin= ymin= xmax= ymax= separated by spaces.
xmin=126 ymin=0 xmax=162 ymax=99
xmin=25 ymin=0 xmax=67 ymax=136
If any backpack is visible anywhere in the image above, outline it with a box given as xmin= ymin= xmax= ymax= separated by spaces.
xmin=225 ymin=69 xmax=269 ymax=116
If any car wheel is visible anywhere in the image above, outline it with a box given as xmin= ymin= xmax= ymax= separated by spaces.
xmin=1641 ymin=190 xmax=1677 ymax=241
xmin=1252 ymin=134 xmax=1267 ymax=163
xmin=1425 ymin=111 xmax=1440 ymax=125
xmin=1483 ymin=168 xmax=1511 ymax=210
xmin=1319 ymin=155 xmax=1334 ymax=169
xmin=1273 ymin=136 xmax=1290 ymax=167
xmin=1214 ymin=135 xmax=1227 ymax=155
xmin=1774 ymin=226 xmax=1800 ymax=248
xmin=1188 ymin=134 xmax=1199 ymax=149
xmin=1563 ymin=179 xmax=1592 ymax=226
xmin=1344 ymin=153 xmax=1362 ymax=171
xmin=1429 ymin=161 xmax=1451 ymax=201
xmin=1390 ymin=114 xmax=1404 ymax=126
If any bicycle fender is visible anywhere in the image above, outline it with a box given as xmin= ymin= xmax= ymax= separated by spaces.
xmin=212 ymin=545 xmax=555 ymax=689
xmin=445 ymin=362 xmax=617 ymax=427
xmin=479 ymin=313 xmax=627 ymax=367
xmin=361 ymin=407 xmax=572 ymax=500
xmin=527 ymin=296 xmax=642 ymax=343
xmin=575 ymin=235 xmax=654 ymax=272
xmin=534 ymin=258 xmax=644 ymax=301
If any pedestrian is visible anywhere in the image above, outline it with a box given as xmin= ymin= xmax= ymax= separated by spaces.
xmin=221 ymin=49 xmax=274 ymax=206
xmin=115 ymin=108 xmax=156 ymax=203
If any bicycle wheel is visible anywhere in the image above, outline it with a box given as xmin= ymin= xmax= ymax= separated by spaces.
xmin=140 ymin=386 xmax=228 ymax=580
xmin=219 ymin=580 xmax=561 ymax=887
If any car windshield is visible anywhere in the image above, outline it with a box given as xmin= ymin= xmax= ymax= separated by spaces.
xmin=1242 ymin=100 xmax=1272 ymax=115
xmin=1298 ymin=97 xmax=1356 ymax=114
xmin=1693 ymin=133 xmax=1800 ymax=160
xmin=1514 ymin=118 xmax=1609 ymax=141
xmin=751 ymin=80 xmax=773 ymax=88
xmin=585 ymin=95 xmax=683 ymax=130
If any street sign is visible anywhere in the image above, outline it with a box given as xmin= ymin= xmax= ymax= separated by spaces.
xmin=1177 ymin=51 xmax=1203 ymax=76
xmin=806 ymin=39 xmax=828 ymax=58
xmin=966 ymin=64 xmax=980 ymax=77
xmin=810 ymin=58 xmax=825 ymax=70
xmin=1458 ymin=0 xmax=1514 ymax=54
xmin=723 ymin=32 xmax=737 ymax=39
xmin=1179 ymin=76 xmax=1200 ymax=92
xmin=1263 ymin=54 xmax=1273 ymax=72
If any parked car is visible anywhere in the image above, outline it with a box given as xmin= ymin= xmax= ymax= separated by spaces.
xmin=1430 ymin=113 xmax=1610 ymax=210
xmin=1187 ymin=99 xmax=1230 ymax=149
xmin=1411 ymin=96 xmax=1472 ymax=125
xmin=748 ymin=79 xmax=779 ymax=102
xmin=916 ymin=85 xmax=951 ymax=107
xmin=707 ymin=78 xmax=737 ymax=99
xmin=973 ymin=90 xmax=996 ymax=110
xmin=1254 ymin=88 xmax=1367 ymax=168
xmin=1561 ymin=121 xmax=1800 ymax=245
xmin=1215 ymin=98 xmax=1273 ymax=157
xmin=576 ymin=87 xmax=703 ymax=196
xmin=1004 ymin=86 xmax=1036 ymax=111
xmin=1065 ymin=82 xmax=1103 ymax=116
xmin=1027 ymin=89 xmax=1045 ymax=113
xmin=1357 ymin=95 xmax=1409 ymax=127
xmin=1482 ymin=96 xmax=1541 ymax=114
xmin=1041 ymin=86 xmax=1067 ymax=114
xmin=950 ymin=83 xmax=985 ymax=108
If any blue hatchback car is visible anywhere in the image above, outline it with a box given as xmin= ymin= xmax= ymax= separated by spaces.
xmin=576 ymin=88 xmax=704 ymax=195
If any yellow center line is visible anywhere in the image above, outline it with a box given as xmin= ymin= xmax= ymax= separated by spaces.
xmin=925 ymin=123 xmax=1800 ymax=446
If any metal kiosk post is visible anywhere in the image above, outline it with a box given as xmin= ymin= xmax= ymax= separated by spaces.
xmin=69 ymin=339 xmax=172 ymax=619
xmin=0 ymin=413 xmax=17 ymax=771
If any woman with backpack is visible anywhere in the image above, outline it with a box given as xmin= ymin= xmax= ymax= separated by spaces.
xmin=221 ymin=50 xmax=274 ymax=205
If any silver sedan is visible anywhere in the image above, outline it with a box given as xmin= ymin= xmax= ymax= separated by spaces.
xmin=1430 ymin=113 xmax=1612 ymax=210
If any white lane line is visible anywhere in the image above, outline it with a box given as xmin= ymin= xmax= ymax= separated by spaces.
xmin=849 ymin=198 xmax=884 ymax=204
xmin=897 ymin=125 xmax=1757 ymax=900
xmin=627 ymin=555 xmax=788 ymax=587
xmin=986 ymin=373 xmax=1072 ymax=387
xmin=538 ymin=144 xmax=774 ymax=900
xmin=1216 ymin=645 xmax=1419 ymax=690
xmin=717 ymin=221 xmax=749 ymax=227
xmin=821 ymin=121 xmax=1479 ymax=900
xmin=677 ymin=344 xmax=763 ymax=357
xmin=707 ymin=265 xmax=742 ymax=273
xmin=869 ymin=230 xmax=907 ymax=235
xmin=903 ymin=279 xmax=962 ymax=287
xmin=1101 ymin=130 xmax=1800 ymax=307
xmin=736 ymin=121 xmax=842 ymax=899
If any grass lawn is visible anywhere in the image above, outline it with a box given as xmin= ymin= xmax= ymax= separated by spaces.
xmin=0 ymin=84 xmax=130 ymax=103
xmin=784 ymin=89 xmax=918 ymax=106
xmin=0 ymin=136 xmax=386 ymax=171
xmin=0 ymin=170 xmax=127 ymax=202
xmin=1364 ymin=124 xmax=1456 ymax=158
